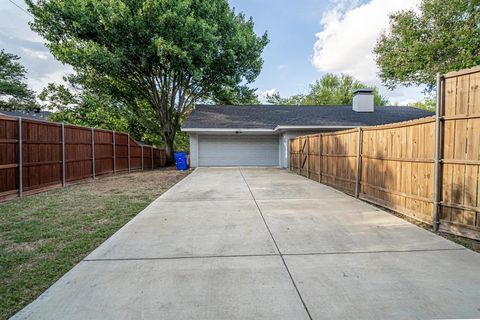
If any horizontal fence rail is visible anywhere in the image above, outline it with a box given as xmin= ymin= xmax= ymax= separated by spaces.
xmin=0 ymin=115 xmax=166 ymax=201
xmin=289 ymin=66 xmax=480 ymax=241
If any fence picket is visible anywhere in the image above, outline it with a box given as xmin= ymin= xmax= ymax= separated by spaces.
xmin=18 ymin=118 xmax=22 ymax=197
xmin=113 ymin=131 xmax=116 ymax=174
xmin=355 ymin=128 xmax=362 ymax=198
xmin=91 ymin=128 xmax=95 ymax=179
xmin=62 ymin=123 xmax=65 ymax=186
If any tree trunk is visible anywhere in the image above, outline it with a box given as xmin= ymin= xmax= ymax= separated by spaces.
xmin=164 ymin=135 xmax=175 ymax=166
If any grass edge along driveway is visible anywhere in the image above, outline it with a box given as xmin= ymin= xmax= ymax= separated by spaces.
xmin=0 ymin=168 xmax=189 ymax=319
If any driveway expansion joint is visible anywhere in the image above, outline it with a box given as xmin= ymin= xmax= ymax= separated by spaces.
xmin=82 ymin=248 xmax=466 ymax=263
xmin=82 ymin=253 xmax=280 ymax=262
xmin=282 ymin=247 xmax=467 ymax=257
xmin=155 ymin=198 xmax=254 ymax=203
xmin=239 ymin=169 xmax=314 ymax=320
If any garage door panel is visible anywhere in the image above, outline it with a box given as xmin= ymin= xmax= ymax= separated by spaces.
xmin=199 ymin=135 xmax=279 ymax=167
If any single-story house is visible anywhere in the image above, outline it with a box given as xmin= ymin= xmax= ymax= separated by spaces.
xmin=182 ymin=89 xmax=433 ymax=168
xmin=0 ymin=109 xmax=52 ymax=121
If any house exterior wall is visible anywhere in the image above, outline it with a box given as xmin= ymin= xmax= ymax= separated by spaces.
xmin=280 ymin=131 xmax=319 ymax=168
xmin=188 ymin=129 xmax=348 ymax=168
xmin=189 ymin=133 xmax=199 ymax=167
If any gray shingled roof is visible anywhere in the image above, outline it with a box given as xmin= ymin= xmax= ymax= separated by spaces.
xmin=0 ymin=110 xmax=52 ymax=121
xmin=182 ymin=105 xmax=433 ymax=130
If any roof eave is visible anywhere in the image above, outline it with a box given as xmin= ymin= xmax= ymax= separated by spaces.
xmin=181 ymin=125 xmax=360 ymax=133
xmin=181 ymin=128 xmax=275 ymax=133
xmin=274 ymin=125 xmax=358 ymax=132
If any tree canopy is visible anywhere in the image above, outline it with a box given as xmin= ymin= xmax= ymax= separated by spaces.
xmin=374 ymin=0 xmax=480 ymax=90
xmin=0 ymin=50 xmax=36 ymax=110
xmin=266 ymin=73 xmax=388 ymax=106
xmin=40 ymin=72 xmax=163 ymax=142
xmin=27 ymin=0 xmax=268 ymax=162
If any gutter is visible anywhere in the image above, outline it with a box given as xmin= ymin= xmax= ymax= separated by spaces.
xmin=274 ymin=125 xmax=358 ymax=131
xmin=181 ymin=125 xmax=359 ymax=133
xmin=181 ymin=128 xmax=275 ymax=133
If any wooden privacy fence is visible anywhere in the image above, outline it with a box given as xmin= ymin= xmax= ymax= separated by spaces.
xmin=0 ymin=115 xmax=167 ymax=201
xmin=290 ymin=66 xmax=480 ymax=241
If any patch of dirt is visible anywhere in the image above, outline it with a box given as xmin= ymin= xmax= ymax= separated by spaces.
xmin=4 ymin=238 xmax=49 ymax=253
xmin=71 ymin=167 xmax=190 ymax=196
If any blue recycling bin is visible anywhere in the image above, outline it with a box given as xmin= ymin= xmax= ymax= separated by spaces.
xmin=174 ymin=152 xmax=188 ymax=171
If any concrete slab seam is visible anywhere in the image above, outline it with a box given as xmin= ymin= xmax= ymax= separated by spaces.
xmin=239 ymin=169 xmax=314 ymax=320
xmin=83 ymin=253 xmax=280 ymax=262
xmin=82 ymin=248 xmax=466 ymax=263
xmin=282 ymin=247 xmax=467 ymax=257
xmin=155 ymin=199 xmax=254 ymax=203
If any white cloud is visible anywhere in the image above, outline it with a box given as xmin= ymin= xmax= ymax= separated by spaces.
xmin=313 ymin=0 xmax=419 ymax=82
xmin=27 ymin=69 xmax=70 ymax=93
xmin=21 ymin=47 xmax=49 ymax=60
xmin=258 ymin=88 xmax=278 ymax=97
xmin=256 ymin=88 xmax=278 ymax=103
xmin=277 ymin=64 xmax=286 ymax=71
xmin=312 ymin=0 xmax=425 ymax=104
xmin=396 ymin=98 xmax=417 ymax=106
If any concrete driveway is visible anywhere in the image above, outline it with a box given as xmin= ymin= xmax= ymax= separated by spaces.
xmin=13 ymin=168 xmax=480 ymax=319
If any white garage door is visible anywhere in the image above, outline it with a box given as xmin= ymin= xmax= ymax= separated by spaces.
xmin=198 ymin=135 xmax=279 ymax=167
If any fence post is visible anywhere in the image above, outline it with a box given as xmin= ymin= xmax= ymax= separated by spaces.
xmin=433 ymin=72 xmax=443 ymax=231
xmin=91 ymin=128 xmax=95 ymax=179
xmin=127 ymin=133 xmax=131 ymax=173
xmin=355 ymin=127 xmax=363 ymax=198
xmin=151 ymin=146 xmax=154 ymax=169
xmin=18 ymin=117 xmax=22 ymax=197
xmin=318 ymin=134 xmax=322 ymax=183
xmin=297 ymin=137 xmax=302 ymax=174
xmin=153 ymin=149 xmax=156 ymax=169
xmin=61 ymin=123 xmax=65 ymax=186
xmin=112 ymin=131 xmax=116 ymax=174
xmin=306 ymin=136 xmax=310 ymax=179
xmin=287 ymin=138 xmax=292 ymax=172
xmin=141 ymin=145 xmax=144 ymax=170
xmin=288 ymin=138 xmax=291 ymax=171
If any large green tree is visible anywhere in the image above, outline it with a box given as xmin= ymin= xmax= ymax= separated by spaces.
xmin=267 ymin=73 xmax=388 ymax=106
xmin=374 ymin=0 xmax=480 ymax=90
xmin=0 ymin=50 xmax=36 ymax=110
xmin=40 ymin=75 xmax=191 ymax=149
xmin=40 ymin=81 xmax=164 ymax=145
xmin=27 ymin=0 xmax=268 ymax=163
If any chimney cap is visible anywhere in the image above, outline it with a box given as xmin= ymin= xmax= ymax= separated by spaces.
xmin=353 ymin=88 xmax=373 ymax=95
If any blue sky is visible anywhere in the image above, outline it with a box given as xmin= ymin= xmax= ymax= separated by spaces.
xmin=228 ymin=0 xmax=333 ymax=98
xmin=228 ymin=0 xmax=425 ymax=104
xmin=1 ymin=0 xmax=426 ymax=104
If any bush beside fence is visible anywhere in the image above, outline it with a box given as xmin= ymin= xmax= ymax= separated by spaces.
xmin=290 ymin=66 xmax=480 ymax=241
xmin=0 ymin=115 xmax=166 ymax=201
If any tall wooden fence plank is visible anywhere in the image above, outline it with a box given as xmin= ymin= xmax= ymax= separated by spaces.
xmin=0 ymin=115 xmax=19 ymax=200
xmin=439 ymin=69 xmax=480 ymax=239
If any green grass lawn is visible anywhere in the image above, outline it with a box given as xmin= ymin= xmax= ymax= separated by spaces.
xmin=0 ymin=168 xmax=189 ymax=319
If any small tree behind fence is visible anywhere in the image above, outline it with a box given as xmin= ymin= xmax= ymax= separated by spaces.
xmin=0 ymin=115 xmax=166 ymax=201
xmin=290 ymin=66 xmax=480 ymax=241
